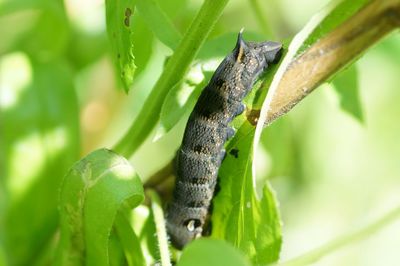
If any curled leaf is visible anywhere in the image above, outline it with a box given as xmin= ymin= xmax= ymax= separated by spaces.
xmin=56 ymin=148 xmax=144 ymax=266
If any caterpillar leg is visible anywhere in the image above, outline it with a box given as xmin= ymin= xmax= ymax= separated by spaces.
xmin=226 ymin=127 xmax=236 ymax=139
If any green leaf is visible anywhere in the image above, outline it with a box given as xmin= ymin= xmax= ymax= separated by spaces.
xmin=0 ymin=0 xmax=70 ymax=60
xmin=212 ymin=123 xmax=282 ymax=265
xmin=0 ymin=55 xmax=79 ymax=265
xmin=106 ymin=0 xmax=137 ymax=92
xmin=137 ymin=208 xmax=160 ymax=264
xmin=114 ymin=212 xmax=146 ymax=266
xmin=0 ymin=9 xmax=39 ymax=55
xmin=157 ymin=0 xmax=188 ymax=19
xmin=0 ymin=246 xmax=6 ymax=266
xmin=130 ymin=13 xmax=154 ymax=77
xmin=136 ymin=0 xmax=181 ymax=50
xmin=66 ymin=30 xmax=108 ymax=70
xmin=261 ymin=117 xmax=299 ymax=180
xmin=177 ymin=239 xmax=250 ymax=266
xmin=154 ymin=69 xmax=213 ymax=141
xmin=55 ymin=148 xmax=144 ymax=266
xmin=332 ymin=64 xmax=364 ymax=122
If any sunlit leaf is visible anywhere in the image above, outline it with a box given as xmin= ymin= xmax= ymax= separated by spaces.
xmin=0 ymin=10 xmax=39 ymax=55
xmin=130 ymin=14 xmax=154 ymax=78
xmin=212 ymin=123 xmax=282 ymax=265
xmin=106 ymin=0 xmax=137 ymax=92
xmin=178 ymin=239 xmax=250 ymax=266
xmin=154 ymin=70 xmax=213 ymax=141
xmin=55 ymin=148 xmax=144 ymax=266
xmin=137 ymin=208 xmax=160 ymax=264
xmin=0 ymin=57 xmax=79 ymax=265
xmin=114 ymin=212 xmax=146 ymax=266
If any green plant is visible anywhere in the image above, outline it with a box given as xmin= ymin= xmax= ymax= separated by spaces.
xmin=1 ymin=0 xmax=400 ymax=265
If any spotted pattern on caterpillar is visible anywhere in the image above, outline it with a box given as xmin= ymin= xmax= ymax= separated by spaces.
xmin=166 ymin=31 xmax=282 ymax=249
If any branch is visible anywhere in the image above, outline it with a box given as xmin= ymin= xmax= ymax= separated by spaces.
xmin=264 ymin=0 xmax=400 ymax=125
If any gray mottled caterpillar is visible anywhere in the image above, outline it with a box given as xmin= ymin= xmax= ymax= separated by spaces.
xmin=166 ymin=31 xmax=282 ymax=249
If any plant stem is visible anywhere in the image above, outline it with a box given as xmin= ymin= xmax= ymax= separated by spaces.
xmin=276 ymin=206 xmax=400 ymax=266
xmin=113 ymin=0 xmax=230 ymax=157
xmin=148 ymin=190 xmax=171 ymax=266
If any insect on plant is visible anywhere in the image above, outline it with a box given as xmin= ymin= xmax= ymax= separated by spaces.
xmin=2 ymin=0 xmax=400 ymax=265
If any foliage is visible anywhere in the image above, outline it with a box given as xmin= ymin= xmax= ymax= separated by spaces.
xmin=1 ymin=0 xmax=400 ymax=265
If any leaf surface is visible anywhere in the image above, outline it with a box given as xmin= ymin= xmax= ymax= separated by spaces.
xmin=106 ymin=0 xmax=137 ymax=92
xmin=56 ymin=149 xmax=144 ymax=266
xmin=178 ymin=239 xmax=250 ymax=266
xmin=0 ymin=56 xmax=79 ymax=265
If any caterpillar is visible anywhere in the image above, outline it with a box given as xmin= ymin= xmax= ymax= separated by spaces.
xmin=166 ymin=30 xmax=282 ymax=249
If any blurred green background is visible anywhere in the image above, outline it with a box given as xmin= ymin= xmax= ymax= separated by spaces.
xmin=1 ymin=0 xmax=400 ymax=265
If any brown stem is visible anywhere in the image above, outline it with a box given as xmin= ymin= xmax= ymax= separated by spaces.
xmin=265 ymin=0 xmax=400 ymax=125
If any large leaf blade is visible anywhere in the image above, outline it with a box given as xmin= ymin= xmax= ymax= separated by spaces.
xmin=0 ymin=55 xmax=79 ymax=265
xmin=212 ymin=123 xmax=282 ymax=265
xmin=55 ymin=148 xmax=144 ymax=266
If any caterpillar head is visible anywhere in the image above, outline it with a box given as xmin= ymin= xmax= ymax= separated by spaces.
xmin=233 ymin=29 xmax=282 ymax=68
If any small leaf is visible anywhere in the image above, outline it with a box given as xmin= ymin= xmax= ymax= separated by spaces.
xmin=114 ymin=212 xmax=146 ymax=266
xmin=138 ymin=208 xmax=160 ymax=264
xmin=154 ymin=69 xmax=213 ymax=141
xmin=177 ymin=239 xmax=250 ymax=266
xmin=136 ymin=0 xmax=181 ymax=50
xmin=130 ymin=14 xmax=154 ymax=77
xmin=212 ymin=123 xmax=282 ymax=265
xmin=55 ymin=148 xmax=144 ymax=266
xmin=106 ymin=0 xmax=137 ymax=92
xmin=332 ymin=64 xmax=364 ymax=122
